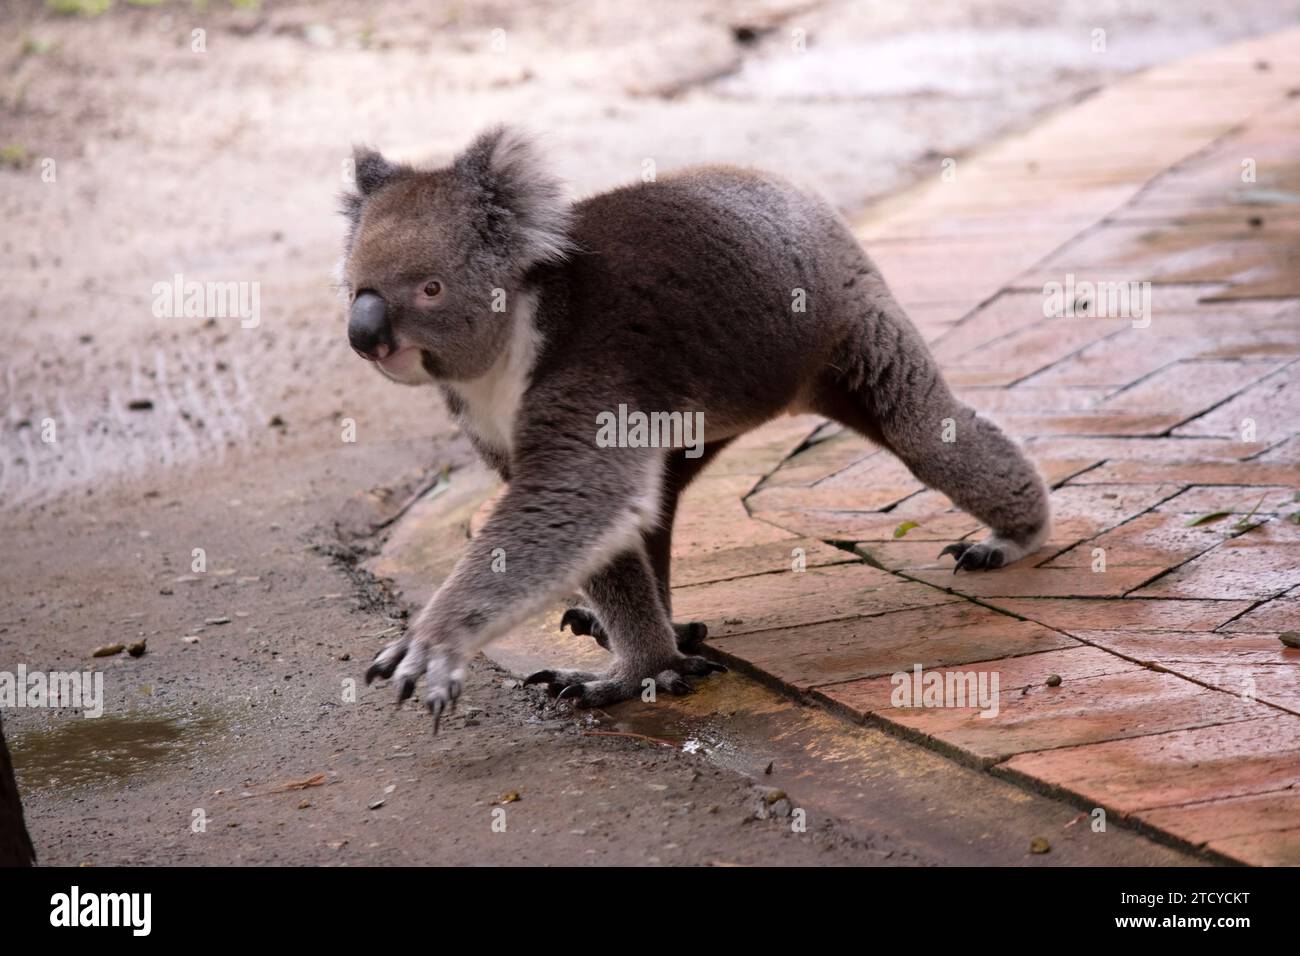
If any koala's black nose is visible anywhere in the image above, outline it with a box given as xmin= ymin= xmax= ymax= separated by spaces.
xmin=348 ymin=291 xmax=394 ymax=360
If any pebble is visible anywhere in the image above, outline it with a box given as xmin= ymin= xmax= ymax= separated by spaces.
xmin=1279 ymin=631 xmax=1300 ymax=649
xmin=205 ymin=617 xmax=232 ymax=626
xmin=1030 ymin=836 xmax=1051 ymax=854
xmin=127 ymin=640 xmax=147 ymax=658
xmin=1045 ymin=674 xmax=1063 ymax=687
xmin=92 ymin=643 xmax=125 ymax=657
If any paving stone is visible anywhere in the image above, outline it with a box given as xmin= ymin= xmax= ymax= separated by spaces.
xmin=825 ymin=645 xmax=1138 ymax=713
xmin=1207 ymin=826 xmax=1300 ymax=866
xmin=1041 ymin=483 xmax=1184 ymax=548
xmin=712 ymin=600 xmax=1072 ymax=691
xmin=930 ymin=291 xmax=1064 ymax=365
xmin=1076 ymin=628 xmax=1300 ymax=667
xmin=708 ymin=414 xmax=822 ymax=477
xmin=993 ymin=411 xmax=1187 ymax=438
xmin=671 ymin=563 xmax=951 ymax=639
xmin=669 ymin=537 xmax=852 ymax=588
xmin=1132 ymin=520 xmax=1299 ymax=601
xmin=1069 ymin=460 xmax=1300 ymax=485
xmin=949 ymin=316 xmax=1134 ymax=385
xmin=986 ymin=598 xmax=1255 ymax=633
xmin=955 ymin=386 xmax=1109 ymax=414
xmin=746 ymin=479 xmax=922 ymax=514
xmin=1173 ymin=364 xmax=1299 ymax=443
xmin=910 ymin=565 xmax=1165 ymax=599
xmin=1044 ymin=511 xmax=1241 ymax=569
xmin=1151 ymin=485 xmax=1298 ymax=515
xmin=1001 ymin=715 xmax=1300 ymax=815
xmin=831 ymin=661 xmax=1263 ymax=764
xmin=1025 ymin=436 xmax=1256 ymax=463
xmin=1140 ymin=789 xmax=1300 ymax=849
xmin=1100 ymin=360 xmax=1284 ymax=421
xmin=753 ymin=508 xmax=982 ymax=544
xmin=674 ymin=473 xmax=792 ymax=553
xmin=1163 ymin=661 xmax=1300 ymax=712
xmin=1219 ymin=594 xmax=1300 ymax=632
xmin=757 ymin=429 xmax=874 ymax=488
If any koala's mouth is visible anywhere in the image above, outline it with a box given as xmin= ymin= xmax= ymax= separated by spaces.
xmin=373 ymin=346 xmax=433 ymax=383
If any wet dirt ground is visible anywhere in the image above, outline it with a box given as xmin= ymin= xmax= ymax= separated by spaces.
xmin=3 ymin=0 xmax=1294 ymax=865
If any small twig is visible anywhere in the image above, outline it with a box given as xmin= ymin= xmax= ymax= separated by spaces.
xmin=580 ymin=729 xmax=678 ymax=748
xmin=371 ymin=466 xmax=452 ymax=531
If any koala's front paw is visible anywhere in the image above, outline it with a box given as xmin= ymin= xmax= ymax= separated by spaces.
xmin=365 ymin=631 xmax=465 ymax=731
xmin=940 ymin=536 xmax=1031 ymax=573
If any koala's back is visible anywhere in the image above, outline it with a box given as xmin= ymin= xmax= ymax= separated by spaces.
xmin=532 ymin=166 xmax=887 ymax=426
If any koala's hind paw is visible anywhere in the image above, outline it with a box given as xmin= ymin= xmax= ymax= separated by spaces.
xmin=940 ymin=537 xmax=1032 ymax=573
xmin=560 ymin=607 xmax=710 ymax=652
xmin=523 ymin=655 xmax=726 ymax=708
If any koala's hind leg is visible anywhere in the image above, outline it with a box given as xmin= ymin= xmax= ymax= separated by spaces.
xmin=527 ymin=548 xmax=726 ymax=707
xmin=560 ymin=440 xmax=734 ymax=652
xmin=815 ymin=306 xmax=1050 ymax=571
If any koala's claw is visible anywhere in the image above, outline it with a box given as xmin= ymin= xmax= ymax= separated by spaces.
xmin=524 ymin=668 xmax=599 ymax=697
xmin=940 ymin=540 xmax=1006 ymax=573
xmin=560 ymin=607 xmax=710 ymax=653
xmin=426 ymin=679 xmax=462 ymax=732
xmin=365 ymin=635 xmax=410 ymax=684
xmin=523 ymin=655 xmax=726 ymax=709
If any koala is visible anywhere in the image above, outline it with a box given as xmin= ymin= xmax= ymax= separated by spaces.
xmin=341 ymin=126 xmax=1050 ymax=725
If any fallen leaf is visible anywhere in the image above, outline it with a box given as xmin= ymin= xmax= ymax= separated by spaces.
xmin=1186 ymin=511 xmax=1231 ymax=527
xmin=893 ymin=520 xmax=920 ymax=539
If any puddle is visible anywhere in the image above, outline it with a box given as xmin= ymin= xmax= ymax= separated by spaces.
xmin=8 ymin=709 xmax=223 ymax=796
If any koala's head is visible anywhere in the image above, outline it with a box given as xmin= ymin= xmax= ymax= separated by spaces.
xmin=338 ymin=126 xmax=570 ymax=385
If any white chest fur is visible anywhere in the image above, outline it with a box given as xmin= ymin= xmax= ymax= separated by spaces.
xmin=448 ymin=290 xmax=540 ymax=460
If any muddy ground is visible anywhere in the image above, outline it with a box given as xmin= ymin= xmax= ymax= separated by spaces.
xmin=2 ymin=0 xmax=1294 ymax=865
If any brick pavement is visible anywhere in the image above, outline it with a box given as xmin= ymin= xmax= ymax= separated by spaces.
xmin=376 ymin=28 xmax=1300 ymax=864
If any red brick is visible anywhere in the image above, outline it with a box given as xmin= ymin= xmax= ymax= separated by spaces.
xmin=1076 ymin=628 xmax=1300 ymax=667
xmin=1001 ymin=715 xmax=1300 ymax=814
xmin=1140 ymin=789 xmax=1300 ymax=850
xmin=670 ymin=537 xmax=851 ymax=588
xmin=909 ymin=565 xmax=1164 ymax=599
xmin=1132 ymin=521 xmax=1299 ymax=600
xmin=1163 ymin=662 xmax=1300 ymax=713
xmin=824 ymin=645 xmax=1136 ymax=713
xmin=836 ymin=664 xmax=1263 ymax=763
xmin=1208 ymin=827 xmax=1300 ymax=866
xmin=713 ymin=600 xmax=1071 ymax=690
xmin=1044 ymin=512 xmax=1239 ymax=569
xmin=1173 ymin=364 xmax=1298 ymax=443
xmin=670 ymin=563 xmax=949 ymax=639
xmin=1220 ymin=594 xmax=1300 ymax=633
xmin=986 ymin=598 xmax=1254 ymax=632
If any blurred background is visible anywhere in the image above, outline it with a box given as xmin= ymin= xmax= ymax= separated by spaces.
xmin=2 ymin=0 xmax=1299 ymax=506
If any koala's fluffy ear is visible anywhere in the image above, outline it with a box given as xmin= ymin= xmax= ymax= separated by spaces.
xmin=341 ymin=146 xmax=410 ymax=226
xmin=353 ymin=147 xmax=406 ymax=195
xmin=453 ymin=125 xmax=572 ymax=269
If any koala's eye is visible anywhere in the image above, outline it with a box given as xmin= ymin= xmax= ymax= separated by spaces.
xmin=421 ymin=280 xmax=443 ymax=299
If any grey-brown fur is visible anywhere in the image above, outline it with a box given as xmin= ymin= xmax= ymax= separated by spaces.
xmin=343 ymin=126 xmax=1050 ymax=721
